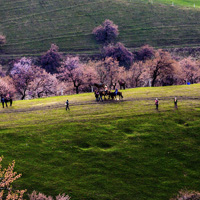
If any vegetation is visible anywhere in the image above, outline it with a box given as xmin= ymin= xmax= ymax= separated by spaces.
xmin=92 ymin=19 xmax=119 ymax=45
xmin=2 ymin=0 xmax=200 ymax=57
xmin=0 ymin=156 xmax=26 ymax=199
xmin=0 ymin=84 xmax=200 ymax=199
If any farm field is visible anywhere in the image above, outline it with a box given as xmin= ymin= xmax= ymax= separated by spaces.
xmin=1 ymin=0 xmax=200 ymax=57
xmin=0 ymin=84 xmax=200 ymax=200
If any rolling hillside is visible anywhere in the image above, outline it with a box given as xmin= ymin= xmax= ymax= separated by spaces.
xmin=0 ymin=85 xmax=200 ymax=199
xmin=1 ymin=0 xmax=200 ymax=57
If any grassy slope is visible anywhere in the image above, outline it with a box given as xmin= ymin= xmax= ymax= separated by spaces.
xmin=1 ymin=0 xmax=200 ymax=57
xmin=0 ymin=84 xmax=200 ymax=200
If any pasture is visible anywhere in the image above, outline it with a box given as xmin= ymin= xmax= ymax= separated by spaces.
xmin=1 ymin=0 xmax=200 ymax=58
xmin=0 ymin=84 xmax=200 ymax=200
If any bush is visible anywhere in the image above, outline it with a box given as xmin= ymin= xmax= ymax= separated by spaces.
xmin=102 ymin=42 xmax=133 ymax=68
xmin=170 ymin=190 xmax=200 ymax=200
xmin=135 ymin=45 xmax=155 ymax=61
xmin=40 ymin=44 xmax=62 ymax=74
xmin=29 ymin=191 xmax=70 ymax=200
xmin=0 ymin=156 xmax=26 ymax=200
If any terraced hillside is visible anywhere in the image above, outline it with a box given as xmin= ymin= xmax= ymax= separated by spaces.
xmin=1 ymin=0 xmax=200 ymax=57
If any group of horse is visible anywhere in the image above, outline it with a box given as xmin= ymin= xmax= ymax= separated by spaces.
xmin=1 ymin=96 xmax=13 ymax=108
xmin=93 ymin=83 xmax=124 ymax=101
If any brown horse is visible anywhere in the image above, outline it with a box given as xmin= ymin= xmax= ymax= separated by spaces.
xmin=109 ymin=91 xmax=123 ymax=100
xmin=99 ymin=90 xmax=111 ymax=100
xmin=118 ymin=80 xmax=126 ymax=90
xmin=94 ymin=83 xmax=105 ymax=90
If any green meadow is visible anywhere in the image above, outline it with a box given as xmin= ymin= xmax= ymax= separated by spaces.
xmin=0 ymin=84 xmax=200 ymax=200
xmin=1 ymin=0 xmax=200 ymax=58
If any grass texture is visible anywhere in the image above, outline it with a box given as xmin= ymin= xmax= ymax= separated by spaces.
xmin=1 ymin=0 xmax=200 ymax=57
xmin=0 ymin=84 xmax=200 ymax=200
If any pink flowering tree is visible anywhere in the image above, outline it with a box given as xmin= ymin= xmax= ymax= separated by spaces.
xmin=82 ymin=61 xmax=99 ymax=91
xmin=0 ymin=156 xmax=26 ymax=200
xmin=92 ymin=19 xmax=119 ymax=45
xmin=91 ymin=57 xmax=125 ymax=89
xmin=10 ymin=57 xmax=35 ymax=100
xmin=103 ymin=57 xmax=125 ymax=89
xmin=58 ymin=56 xmax=84 ymax=94
xmin=179 ymin=57 xmax=200 ymax=84
xmin=29 ymin=67 xmax=58 ymax=98
xmin=142 ymin=50 xmax=177 ymax=87
xmin=0 ymin=76 xmax=16 ymax=98
xmin=127 ymin=61 xmax=144 ymax=88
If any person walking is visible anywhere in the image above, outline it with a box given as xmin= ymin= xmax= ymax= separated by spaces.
xmin=174 ymin=97 xmax=178 ymax=109
xmin=155 ymin=98 xmax=159 ymax=110
xmin=65 ymin=100 xmax=70 ymax=111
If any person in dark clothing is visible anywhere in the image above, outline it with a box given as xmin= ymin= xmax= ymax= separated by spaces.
xmin=174 ymin=97 xmax=178 ymax=109
xmin=65 ymin=100 xmax=70 ymax=110
xmin=95 ymin=90 xmax=99 ymax=101
xmin=9 ymin=98 xmax=13 ymax=106
xmin=99 ymin=93 xmax=103 ymax=102
xmin=1 ymin=96 xmax=5 ymax=108
xmin=155 ymin=98 xmax=159 ymax=110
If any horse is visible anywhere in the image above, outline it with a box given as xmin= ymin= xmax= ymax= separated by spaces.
xmin=118 ymin=80 xmax=126 ymax=90
xmin=109 ymin=91 xmax=123 ymax=100
xmin=99 ymin=90 xmax=111 ymax=100
xmin=93 ymin=83 xmax=105 ymax=90
xmin=5 ymin=97 xmax=12 ymax=106
xmin=1 ymin=96 xmax=12 ymax=108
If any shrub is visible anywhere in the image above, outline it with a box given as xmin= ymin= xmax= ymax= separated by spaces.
xmin=135 ymin=45 xmax=155 ymax=61
xmin=102 ymin=42 xmax=133 ymax=68
xmin=29 ymin=191 xmax=70 ymax=200
xmin=40 ymin=44 xmax=62 ymax=74
xmin=0 ymin=156 xmax=26 ymax=200
xmin=170 ymin=190 xmax=200 ymax=200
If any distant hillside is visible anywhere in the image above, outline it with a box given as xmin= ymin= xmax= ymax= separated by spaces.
xmin=1 ymin=0 xmax=200 ymax=57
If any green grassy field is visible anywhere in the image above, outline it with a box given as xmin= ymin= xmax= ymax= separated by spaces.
xmin=1 ymin=0 xmax=200 ymax=58
xmin=0 ymin=84 xmax=200 ymax=200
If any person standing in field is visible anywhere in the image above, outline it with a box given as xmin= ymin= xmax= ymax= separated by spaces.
xmin=155 ymin=98 xmax=159 ymax=110
xmin=174 ymin=97 xmax=178 ymax=109
xmin=65 ymin=100 xmax=70 ymax=111
xmin=1 ymin=96 xmax=5 ymax=108
xmin=104 ymin=85 xmax=108 ymax=95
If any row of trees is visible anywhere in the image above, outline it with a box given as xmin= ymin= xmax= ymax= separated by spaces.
xmin=1 ymin=47 xmax=200 ymax=100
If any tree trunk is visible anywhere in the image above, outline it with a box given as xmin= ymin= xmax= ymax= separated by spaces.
xmin=75 ymin=86 xmax=79 ymax=94
xmin=21 ymin=90 xmax=26 ymax=100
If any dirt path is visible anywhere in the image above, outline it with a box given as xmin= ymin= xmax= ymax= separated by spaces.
xmin=0 ymin=96 xmax=199 ymax=113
